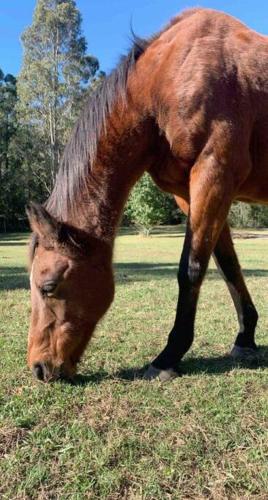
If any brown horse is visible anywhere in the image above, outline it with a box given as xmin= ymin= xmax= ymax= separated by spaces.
xmin=27 ymin=8 xmax=267 ymax=382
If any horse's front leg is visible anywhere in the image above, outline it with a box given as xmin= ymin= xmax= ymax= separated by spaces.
xmin=144 ymin=158 xmax=235 ymax=381
xmin=213 ymin=223 xmax=258 ymax=357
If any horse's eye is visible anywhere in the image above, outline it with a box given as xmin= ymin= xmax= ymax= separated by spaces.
xmin=40 ymin=280 xmax=58 ymax=297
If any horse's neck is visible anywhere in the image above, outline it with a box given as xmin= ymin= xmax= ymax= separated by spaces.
xmin=74 ymin=109 xmax=157 ymax=242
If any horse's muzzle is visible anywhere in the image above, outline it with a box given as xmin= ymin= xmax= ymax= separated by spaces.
xmin=32 ymin=361 xmax=62 ymax=382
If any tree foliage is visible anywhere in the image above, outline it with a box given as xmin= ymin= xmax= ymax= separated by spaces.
xmin=0 ymin=71 xmax=45 ymax=227
xmin=17 ymin=0 xmax=100 ymax=190
xmin=0 ymin=71 xmax=19 ymax=225
xmin=1 ymin=1 xmax=268 ymax=232
xmin=125 ymin=173 xmax=180 ymax=234
xmin=0 ymin=0 xmax=102 ymax=228
xmin=229 ymin=202 xmax=268 ymax=228
xmin=0 ymin=72 xmax=17 ymax=174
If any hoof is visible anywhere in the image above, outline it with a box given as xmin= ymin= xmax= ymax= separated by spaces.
xmin=230 ymin=345 xmax=258 ymax=360
xmin=143 ymin=364 xmax=179 ymax=382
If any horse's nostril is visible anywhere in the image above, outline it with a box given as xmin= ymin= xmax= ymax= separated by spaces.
xmin=32 ymin=362 xmax=45 ymax=381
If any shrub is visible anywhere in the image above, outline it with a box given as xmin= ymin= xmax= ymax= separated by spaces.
xmin=125 ymin=173 xmax=181 ymax=234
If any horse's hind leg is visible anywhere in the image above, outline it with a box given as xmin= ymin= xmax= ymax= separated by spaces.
xmin=144 ymin=156 xmax=239 ymax=381
xmin=213 ymin=223 xmax=258 ymax=357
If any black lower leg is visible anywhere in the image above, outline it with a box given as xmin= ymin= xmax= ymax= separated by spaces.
xmin=213 ymin=226 xmax=258 ymax=350
xmin=234 ymin=301 xmax=258 ymax=349
xmin=152 ymin=233 xmax=206 ymax=370
xmin=152 ymin=286 xmax=199 ymax=369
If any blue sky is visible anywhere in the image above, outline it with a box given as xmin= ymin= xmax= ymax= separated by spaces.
xmin=1 ymin=0 xmax=268 ymax=76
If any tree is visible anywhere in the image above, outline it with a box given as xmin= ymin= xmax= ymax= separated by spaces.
xmin=125 ymin=173 xmax=180 ymax=235
xmin=0 ymin=70 xmax=35 ymax=227
xmin=229 ymin=202 xmax=268 ymax=228
xmin=17 ymin=0 xmax=100 ymax=191
xmin=0 ymin=70 xmax=21 ymax=225
xmin=0 ymin=72 xmax=17 ymax=177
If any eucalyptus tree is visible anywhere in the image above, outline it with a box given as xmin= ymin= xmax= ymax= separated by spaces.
xmin=17 ymin=0 xmax=99 ymax=190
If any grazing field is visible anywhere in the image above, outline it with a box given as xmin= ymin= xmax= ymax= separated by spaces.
xmin=0 ymin=228 xmax=268 ymax=499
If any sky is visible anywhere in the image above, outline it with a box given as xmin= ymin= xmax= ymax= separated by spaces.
xmin=1 ymin=0 xmax=268 ymax=77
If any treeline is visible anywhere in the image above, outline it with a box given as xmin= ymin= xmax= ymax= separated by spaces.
xmin=229 ymin=202 xmax=268 ymax=229
xmin=0 ymin=0 xmax=102 ymax=230
xmin=126 ymin=175 xmax=268 ymax=233
xmin=1 ymin=0 xmax=268 ymax=232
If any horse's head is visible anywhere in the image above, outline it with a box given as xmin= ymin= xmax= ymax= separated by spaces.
xmin=26 ymin=203 xmax=114 ymax=382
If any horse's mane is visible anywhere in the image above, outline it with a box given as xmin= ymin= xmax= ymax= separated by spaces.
xmin=46 ymin=35 xmax=151 ymax=220
xmin=46 ymin=8 xmax=200 ymax=221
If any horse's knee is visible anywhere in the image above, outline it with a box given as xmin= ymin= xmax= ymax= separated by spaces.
xmin=178 ymin=255 xmax=204 ymax=289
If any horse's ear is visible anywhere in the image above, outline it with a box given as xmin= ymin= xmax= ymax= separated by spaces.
xmin=26 ymin=202 xmax=59 ymax=240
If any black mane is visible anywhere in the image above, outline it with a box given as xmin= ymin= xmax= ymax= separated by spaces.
xmin=46 ymin=36 xmax=150 ymax=221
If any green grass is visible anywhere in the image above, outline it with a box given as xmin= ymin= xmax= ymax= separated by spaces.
xmin=0 ymin=228 xmax=267 ymax=499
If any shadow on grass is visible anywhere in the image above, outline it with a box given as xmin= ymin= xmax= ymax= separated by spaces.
xmin=0 ymin=267 xmax=29 ymax=290
xmin=71 ymin=345 xmax=268 ymax=386
xmin=118 ymin=225 xmax=186 ymax=237
xmin=115 ymin=263 xmax=268 ymax=283
xmin=0 ymin=233 xmax=29 ymax=245
xmin=1 ymin=260 xmax=267 ymax=291
xmin=208 ymin=269 xmax=268 ymax=279
xmin=181 ymin=345 xmax=268 ymax=375
xmin=0 ymin=242 xmax=28 ymax=247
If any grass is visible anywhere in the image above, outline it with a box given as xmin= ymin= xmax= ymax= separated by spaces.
xmin=0 ymin=227 xmax=267 ymax=499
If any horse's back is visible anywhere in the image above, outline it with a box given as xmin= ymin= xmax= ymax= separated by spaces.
xmin=132 ymin=8 xmax=268 ymax=201
xmin=134 ymin=8 xmax=268 ymax=140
